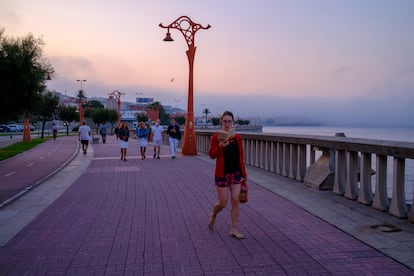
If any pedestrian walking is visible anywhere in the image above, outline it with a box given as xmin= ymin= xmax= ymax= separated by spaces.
xmin=99 ymin=124 xmax=107 ymax=144
xmin=207 ymin=111 xmax=247 ymax=239
xmin=136 ymin=121 xmax=148 ymax=160
xmin=146 ymin=123 xmax=152 ymax=143
xmin=78 ymin=121 xmax=91 ymax=155
xmin=151 ymin=119 xmax=163 ymax=159
xmin=52 ymin=123 xmax=58 ymax=140
xmin=166 ymin=118 xmax=181 ymax=159
xmin=118 ymin=122 xmax=129 ymax=161
xmin=114 ymin=124 xmax=120 ymax=141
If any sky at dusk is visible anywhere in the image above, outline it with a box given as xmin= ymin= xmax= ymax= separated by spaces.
xmin=1 ymin=0 xmax=414 ymax=127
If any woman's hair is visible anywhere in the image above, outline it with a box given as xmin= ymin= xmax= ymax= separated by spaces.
xmin=220 ymin=110 xmax=234 ymax=122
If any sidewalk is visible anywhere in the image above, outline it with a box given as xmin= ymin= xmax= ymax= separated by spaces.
xmin=0 ymin=135 xmax=413 ymax=275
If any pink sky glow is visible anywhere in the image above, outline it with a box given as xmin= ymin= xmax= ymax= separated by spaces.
xmin=1 ymin=0 xmax=413 ymax=126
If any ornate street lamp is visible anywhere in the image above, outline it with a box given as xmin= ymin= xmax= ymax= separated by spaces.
xmin=108 ymin=90 xmax=125 ymax=127
xmin=159 ymin=16 xmax=211 ymax=155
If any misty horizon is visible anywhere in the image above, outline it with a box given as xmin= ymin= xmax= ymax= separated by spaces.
xmin=53 ymin=82 xmax=414 ymax=128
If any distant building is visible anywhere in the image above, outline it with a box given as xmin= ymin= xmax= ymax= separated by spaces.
xmin=106 ymin=96 xmax=117 ymax=111
xmin=136 ymin=97 xmax=154 ymax=105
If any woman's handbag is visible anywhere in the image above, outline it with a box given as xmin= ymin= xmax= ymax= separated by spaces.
xmin=239 ymin=180 xmax=248 ymax=203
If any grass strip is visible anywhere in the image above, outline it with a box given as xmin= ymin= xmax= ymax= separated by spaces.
xmin=0 ymin=138 xmax=49 ymax=161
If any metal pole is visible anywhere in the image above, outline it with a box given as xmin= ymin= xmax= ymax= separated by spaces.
xmin=159 ymin=16 xmax=211 ymax=155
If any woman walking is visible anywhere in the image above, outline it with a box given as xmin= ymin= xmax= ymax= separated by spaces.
xmin=118 ymin=122 xmax=130 ymax=161
xmin=136 ymin=121 xmax=149 ymax=160
xmin=208 ymin=111 xmax=247 ymax=239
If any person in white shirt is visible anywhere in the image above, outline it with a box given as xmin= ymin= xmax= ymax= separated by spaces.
xmin=78 ymin=121 xmax=91 ymax=154
xmin=151 ymin=119 xmax=164 ymax=159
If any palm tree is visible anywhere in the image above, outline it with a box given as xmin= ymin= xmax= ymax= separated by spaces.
xmin=77 ymin=90 xmax=87 ymax=123
xmin=77 ymin=89 xmax=86 ymax=103
xmin=203 ymin=108 xmax=210 ymax=125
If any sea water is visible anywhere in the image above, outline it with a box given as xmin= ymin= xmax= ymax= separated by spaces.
xmin=262 ymin=126 xmax=414 ymax=204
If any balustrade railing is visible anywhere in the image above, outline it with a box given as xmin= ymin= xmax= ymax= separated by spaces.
xmin=194 ymin=130 xmax=414 ymax=223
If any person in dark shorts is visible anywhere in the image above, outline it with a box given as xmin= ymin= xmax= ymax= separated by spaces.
xmin=78 ymin=121 xmax=91 ymax=154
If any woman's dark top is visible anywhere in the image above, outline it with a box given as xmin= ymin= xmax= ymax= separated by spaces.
xmin=119 ymin=127 xmax=129 ymax=141
xmin=223 ymin=138 xmax=241 ymax=173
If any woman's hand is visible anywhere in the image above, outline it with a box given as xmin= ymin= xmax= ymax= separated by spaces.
xmin=219 ymin=140 xmax=230 ymax=148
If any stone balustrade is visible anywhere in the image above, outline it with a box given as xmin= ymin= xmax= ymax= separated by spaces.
xmin=194 ymin=130 xmax=414 ymax=223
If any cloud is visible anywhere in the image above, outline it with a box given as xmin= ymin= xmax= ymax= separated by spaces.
xmin=332 ymin=66 xmax=350 ymax=75
xmin=49 ymin=56 xmax=94 ymax=78
xmin=0 ymin=2 xmax=22 ymax=29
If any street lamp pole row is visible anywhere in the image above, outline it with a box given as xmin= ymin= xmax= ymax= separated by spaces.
xmin=108 ymin=90 xmax=125 ymax=127
xmin=159 ymin=16 xmax=211 ymax=155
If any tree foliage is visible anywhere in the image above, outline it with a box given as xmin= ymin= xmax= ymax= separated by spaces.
xmin=0 ymin=29 xmax=54 ymax=122
xmin=84 ymin=100 xmax=104 ymax=118
xmin=57 ymin=104 xmax=78 ymax=135
xmin=148 ymin=101 xmax=169 ymax=124
xmin=136 ymin=113 xmax=148 ymax=124
xmin=203 ymin=108 xmax=210 ymax=124
xmin=89 ymin=100 xmax=104 ymax=109
xmin=57 ymin=105 xmax=78 ymax=123
xmin=90 ymin=108 xmax=110 ymax=133
xmin=107 ymin=109 xmax=118 ymax=131
xmin=175 ymin=116 xmax=186 ymax=126
xmin=90 ymin=108 xmax=121 ymax=133
xmin=211 ymin=117 xmax=220 ymax=126
xmin=236 ymin=119 xmax=250 ymax=125
xmin=35 ymin=91 xmax=59 ymax=138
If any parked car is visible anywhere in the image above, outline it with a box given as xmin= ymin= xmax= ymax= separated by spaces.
xmin=0 ymin=125 xmax=10 ymax=132
xmin=16 ymin=124 xmax=35 ymax=131
xmin=7 ymin=124 xmax=21 ymax=132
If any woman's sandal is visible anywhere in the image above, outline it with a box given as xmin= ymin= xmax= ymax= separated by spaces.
xmin=230 ymin=230 xmax=245 ymax=239
xmin=208 ymin=213 xmax=215 ymax=231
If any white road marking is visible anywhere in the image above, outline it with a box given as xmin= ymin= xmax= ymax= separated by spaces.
xmin=5 ymin=171 xmax=16 ymax=177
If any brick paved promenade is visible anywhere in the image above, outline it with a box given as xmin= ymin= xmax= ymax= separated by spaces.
xmin=0 ymin=135 xmax=413 ymax=275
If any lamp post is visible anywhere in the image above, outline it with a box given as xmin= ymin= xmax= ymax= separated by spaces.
xmin=108 ymin=90 xmax=125 ymax=126
xmin=76 ymin=79 xmax=87 ymax=124
xmin=159 ymin=16 xmax=211 ymax=155
xmin=77 ymin=79 xmax=87 ymax=90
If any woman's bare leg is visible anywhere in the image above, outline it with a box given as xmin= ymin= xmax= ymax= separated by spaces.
xmin=209 ymin=187 xmax=228 ymax=229
xmin=230 ymin=184 xmax=244 ymax=238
